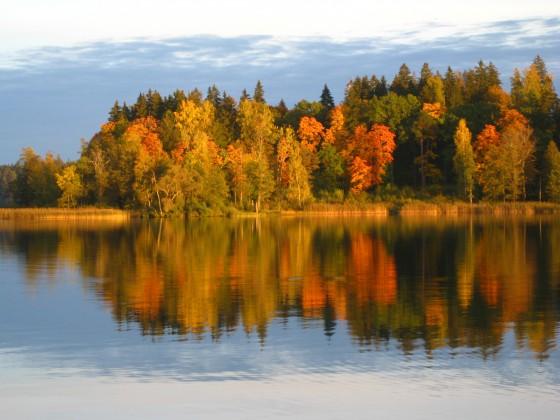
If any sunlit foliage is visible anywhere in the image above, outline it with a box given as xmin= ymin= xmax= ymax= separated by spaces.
xmin=4 ymin=57 xmax=560 ymax=212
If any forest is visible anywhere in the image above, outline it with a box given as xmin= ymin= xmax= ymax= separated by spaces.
xmin=0 ymin=56 xmax=559 ymax=215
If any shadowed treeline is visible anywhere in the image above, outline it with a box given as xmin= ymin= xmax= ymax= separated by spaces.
xmin=1 ymin=217 xmax=559 ymax=358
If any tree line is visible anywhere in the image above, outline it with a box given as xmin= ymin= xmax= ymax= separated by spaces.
xmin=1 ymin=56 xmax=559 ymax=214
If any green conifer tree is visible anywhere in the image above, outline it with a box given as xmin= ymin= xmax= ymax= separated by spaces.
xmin=390 ymin=64 xmax=417 ymax=96
xmin=320 ymin=84 xmax=335 ymax=111
xmin=253 ymin=81 xmax=265 ymax=103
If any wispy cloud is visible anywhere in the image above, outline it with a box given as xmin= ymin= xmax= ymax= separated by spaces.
xmin=1 ymin=18 xmax=558 ymax=72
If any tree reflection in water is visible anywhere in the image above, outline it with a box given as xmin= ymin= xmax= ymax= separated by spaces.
xmin=2 ymin=216 xmax=559 ymax=359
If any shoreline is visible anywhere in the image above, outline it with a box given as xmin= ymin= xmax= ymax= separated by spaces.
xmin=2 ymin=201 xmax=560 ymax=220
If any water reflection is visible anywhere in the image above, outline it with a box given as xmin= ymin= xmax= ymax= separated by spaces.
xmin=1 ymin=216 xmax=559 ymax=359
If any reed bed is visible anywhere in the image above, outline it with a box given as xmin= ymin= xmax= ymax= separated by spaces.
xmin=397 ymin=201 xmax=560 ymax=216
xmin=295 ymin=202 xmax=390 ymax=216
xmin=0 ymin=208 xmax=135 ymax=220
xmin=1 ymin=202 xmax=560 ymax=220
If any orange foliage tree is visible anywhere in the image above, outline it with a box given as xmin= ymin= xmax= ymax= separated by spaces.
xmin=346 ymin=124 xmax=396 ymax=192
xmin=474 ymin=124 xmax=500 ymax=165
xmin=323 ymin=105 xmax=345 ymax=145
xmin=297 ymin=116 xmax=324 ymax=173
xmin=125 ymin=116 xmax=163 ymax=157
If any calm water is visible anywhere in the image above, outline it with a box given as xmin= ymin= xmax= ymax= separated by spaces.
xmin=1 ymin=216 xmax=559 ymax=419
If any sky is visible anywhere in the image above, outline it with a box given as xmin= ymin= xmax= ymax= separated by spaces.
xmin=0 ymin=0 xmax=559 ymax=163
xmin=2 ymin=0 xmax=559 ymax=51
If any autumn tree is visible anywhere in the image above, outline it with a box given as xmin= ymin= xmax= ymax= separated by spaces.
xmin=245 ymin=158 xmax=275 ymax=213
xmin=14 ymin=148 xmax=63 ymax=207
xmin=511 ymin=57 xmax=558 ymax=146
xmin=346 ymin=124 xmax=396 ymax=192
xmin=113 ymin=117 xmax=160 ymax=206
xmin=323 ymin=105 xmax=345 ymax=145
xmin=173 ymin=100 xmax=228 ymax=213
xmin=226 ymin=144 xmax=249 ymax=208
xmin=315 ymin=107 xmax=347 ymax=195
xmin=511 ymin=57 xmax=559 ymax=196
xmin=133 ymin=137 xmax=170 ymax=215
xmin=237 ymin=99 xmax=277 ymax=211
xmin=473 ymin=124 xmax=500 ymax=194
xmin=277 ymin=127 xmax=312 ymax=208
xmin=479 ymin=111 xmax=535 ymax=201
xmin=297 ymin=116 xmax=324 ymax=174
xmin=474 ymin=124 xmax=500 ymax=166
xmin=56 ymin=165 xmax=84 ymax=208
xmin=421 ymin=75 xmax=445 ymax=106
xmin=79 ymin=123 xmax=117 ymax=205
xmin=544 ymin=141 xmax=560 ymax=202
xmin=453 ymin=119 xmax=476 ymax=203
xmin=0 ymin=165 xmax=16 ymax=206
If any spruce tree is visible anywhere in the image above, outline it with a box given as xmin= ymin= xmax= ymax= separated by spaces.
xmin=109 ymin=101 xmax=121 ymax=122
xmin=206 ymin=85 xmax=221 ymax=107
xmin=418 ymin=63 xmax=433 ymax=92
xmin=146 ymin=90 xmax=163 ymax=118
xmin=122 ymin=101 xmax=133 ymax=120
xmin=253 ymin=81 xmax=265 ymax=103
xmin=375 ymin=76 xmax=388 ymax=96
xmin=276 ymin=99 xmax=288 ymax=118
xmin=444 ymin=67 xmax=464 ymax=109
xmin=240 ymin=89 xmax=251 ymax=102
xmin=133 ymin=94 xmax=148 ymax=119
xmin=487 ymin=62 xmax=501 ymax=86
xmin=187 ymin=88 xmax=203 ymax=104
xmin=390 ymin=64 xmax=417 ymax=96
xmin=320 ymin=84 xmax=335 ymax=111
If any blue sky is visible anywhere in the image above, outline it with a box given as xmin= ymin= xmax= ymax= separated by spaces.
xmin=0 ymin=1 xmax=559 ymax=163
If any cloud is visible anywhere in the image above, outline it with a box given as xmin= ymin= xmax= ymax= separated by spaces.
xmin=2 ymin=17 xmax=559 ymax=72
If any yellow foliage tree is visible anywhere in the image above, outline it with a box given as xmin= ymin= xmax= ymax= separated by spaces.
xmin=56 ymin=165 xmax=84 ymax=208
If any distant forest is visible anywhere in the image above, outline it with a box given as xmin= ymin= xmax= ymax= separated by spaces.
xmin=1 ymin=56 xmax=559 ymax=214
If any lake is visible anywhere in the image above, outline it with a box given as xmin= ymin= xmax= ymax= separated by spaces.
xmin=1 ymin=216 xmax=559 ymax=419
